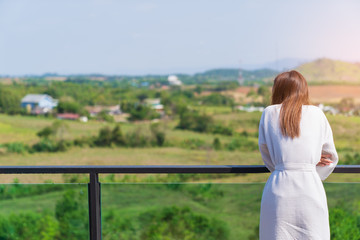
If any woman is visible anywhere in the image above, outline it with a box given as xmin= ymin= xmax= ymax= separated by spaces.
xmin=258 ymin=70 xmax=338 ymax=240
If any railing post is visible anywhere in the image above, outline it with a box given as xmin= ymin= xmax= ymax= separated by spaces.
xmin=88 ymin=172 xmax=101 ymax=240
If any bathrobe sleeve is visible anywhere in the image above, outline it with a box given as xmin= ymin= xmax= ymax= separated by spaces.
xmin=259 ymin=111 xmax=275 ymax=172
xmin=316 ymin=113 xmax=339 ymax=181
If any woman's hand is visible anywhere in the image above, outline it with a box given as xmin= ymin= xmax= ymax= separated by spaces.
xmin=317 ymin=154 xmax=333 ymax=167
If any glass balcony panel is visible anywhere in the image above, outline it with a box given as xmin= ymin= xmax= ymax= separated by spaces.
xmin=101 ymin=182 xmax=360 ymax=240
xmin=0 ymin=183 xmax=89 ymax=240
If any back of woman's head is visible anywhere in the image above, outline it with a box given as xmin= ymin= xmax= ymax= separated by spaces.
xmin=271 ymin=70 xmax=310 ymax=138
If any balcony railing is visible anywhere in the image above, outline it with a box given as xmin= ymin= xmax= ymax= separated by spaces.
xmin=0 ymin=165 xmax=359 ymax=240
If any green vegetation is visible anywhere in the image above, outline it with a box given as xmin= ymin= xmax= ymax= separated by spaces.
xmin=0 ymin=183 xmax=358 ymax=239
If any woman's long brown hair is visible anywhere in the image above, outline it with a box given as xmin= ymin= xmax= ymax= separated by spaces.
xmin=271 ymin=70 xmax=310 ymax=138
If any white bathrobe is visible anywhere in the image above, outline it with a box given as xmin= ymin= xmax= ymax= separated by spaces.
xmin=258 ymin=104 xmax=338 ymax=240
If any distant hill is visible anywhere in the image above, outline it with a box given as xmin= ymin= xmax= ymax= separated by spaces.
xmin=296 ymin=58 xmax=360 ymax=84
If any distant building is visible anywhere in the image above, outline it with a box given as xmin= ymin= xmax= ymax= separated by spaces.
xmin=238 ymin=68 xmax=244 ymax=85
xmin=237 ymin=105 xmax=264 ymax=112
xmin=57 ymin=113 xmax=80 ymax=121
xmin=168 ymin=75 xmax=182 ymax=86
xmin=79 ymin=116 xmax=88 ymax=122
xmin=318 ymin=104 xmax=338 ymax=115
xmin=145 ymin=98 xmax=164 ymax=113
xmin=21 ymin=94 xmax=58 ymax=114
xmin=141 ymin=82 xmax=149 ymax=87
xmin=85 ymin=105 xmax=121 ymax=117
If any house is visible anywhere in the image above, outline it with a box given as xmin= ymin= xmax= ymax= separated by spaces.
xmin=237 ymin=105 xmax=264 ymax=112
xmin=21 ymin=94 xmax=58 ymax=114
xmin=57 ymin=113 xmax=80 ymax=121
xmin=318 ymin=104 xmax=338 ymax=115
xmin=145 ymin=98 xmax=164 ymax=113
xmin=85 ymin=105 xmax=121 ymax=117
xmin=168 ymin=75 xmax=182 ymax=86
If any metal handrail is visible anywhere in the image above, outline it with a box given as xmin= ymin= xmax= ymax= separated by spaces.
xmin=0 ymin=164 xmax=358 ymax=174
xmin=0 ymin=164 xmax=358 ymax=240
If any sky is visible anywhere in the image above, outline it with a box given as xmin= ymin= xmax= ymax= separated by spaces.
xmin=1 ymin=0 xmax=360 ymax=75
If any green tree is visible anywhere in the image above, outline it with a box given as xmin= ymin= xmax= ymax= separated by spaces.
xmin=213 ymin=137 xmax=222 ymax=150
xmin=37 ymin=120 xmax=69 ymax=140
xmin=150 ymin=123 xmax=166 ymax=146
xmin=129 ymin=104 xmax=159 ymax=121
xmin=37 ymin=126 xmax=53 ymax=139
xmin=139 ymin=206 xmax=229 ymax=240
xmin=177 ymin=110 xmax=213 ymax=133
xmin=57 ymin=100 xmax=85 ymax=114
xmin=136 ymin=93 xmax=148 ymax=103
xmin=0 ymin=88 xmax=22 ymax=114
xmin=194 ymin=85 xmax=203 ymax=94
xmin=95 ymin=127 xmax=112 ymax=146
xmin=97 ymin=110 xmax=114 ymax=122
xmin=257 ymin=86 xmax=271 ymax=106
xmin=111 ymin=125 xmax=126 ymax=146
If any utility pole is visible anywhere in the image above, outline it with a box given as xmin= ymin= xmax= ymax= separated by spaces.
xmin=238 ymin=60 xmax=244 ymax=86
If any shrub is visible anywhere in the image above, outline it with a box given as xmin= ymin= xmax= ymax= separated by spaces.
xmin=31 ymin=139 xmax=59 ymax=152
xmin=240 ymin=130 xmax=249 ymax=137
xmin=37 ymin=126 xmax=53 ymax=138
xmin=111 ymin=125 xmax=126 ymax=146
xmin=126 ymin=128 xmax=150 ymax=147
xmin=225 ymin=137 xmax=257 ymax=151
xmin=181 ymin=138 xmax=207 ymax=150
xmin=96 ymin=110 xmax=114 ymax=122
xmin=330 ymin=207 xmax=360 ymax=239
xmin=0 ymin=212 xmax=59 ymax=240
xmin=37 ymin=121 xmax=69 ymax=140
xmin=128 ymin=104 xmax=160 ymax=121
xmin=139 ymin=206 xmax=229 ymax=240
xmin=201 ymin=93 xmax=234 ymax=106
xmin=94 ymin=127 xmax=113 ymax=147
xmin=56 ymin=140 xmax=72 ymax=152
xmin=177 ymin=110 xmax=213 ymax=133
xmin=343 ymin=153 xmax=360 ymax=165
xmin=150 ymin=123 xmax=166 ymax=146
xmin=211 ymin=124 xmax=233 ymax=136
xmin=55 ymin=190 xmax=88 ymax=239
xmin=73 ymin=136 xmax=95 ymax=147
xmin=2 ymin=142 xmax=29 ymax=154
xmin=57 ymin=100 xmax=84 ymax=114
xmin=184 ymin=183 xmax=224 ymax=203
xmin=213 ymin=137 xmax=222 ymax=150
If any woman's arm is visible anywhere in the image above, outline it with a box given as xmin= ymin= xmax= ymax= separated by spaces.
xmin=316 ymin=114 xmax=339 ymax=180
xmin=317 ymin=154 xmax=333 ymax=166
xmin=259 ymin=111 xmax=275 ymax=172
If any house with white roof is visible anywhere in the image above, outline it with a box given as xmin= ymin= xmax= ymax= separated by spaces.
xmin=168 ymin=75 xmax=182 ymax=86
xmin=21 ymin=94 xmax=58 ymax=114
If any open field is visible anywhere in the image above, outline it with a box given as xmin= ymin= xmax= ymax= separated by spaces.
xmin=0 ymin=114 xmax=112 ymax=144
xmin=0 ymin=145 xmax=358 ymax=184
xmin=0 ymin=113 xmax=257 ymax=146
xmin=0 ymin=147 xmax=263 ymax=183
xmin=0 ymin=109 xmax=359 ymax=184
xmin=309 ymin=85 xmax=360 ymax=104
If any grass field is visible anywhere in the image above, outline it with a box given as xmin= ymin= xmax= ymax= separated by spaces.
xmin=0 ymin=110 xmax=359 ymax=184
